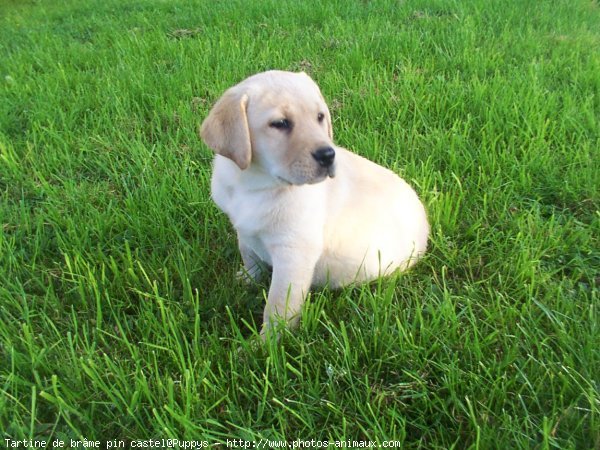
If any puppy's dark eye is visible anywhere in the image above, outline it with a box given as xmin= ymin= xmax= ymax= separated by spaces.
xmin=270 ymin=118 xmax=292 ymax=131
xmin=317 ymin=113 xmax=325 ymax=123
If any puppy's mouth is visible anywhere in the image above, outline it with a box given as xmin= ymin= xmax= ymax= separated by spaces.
xmin=304 ymin=166 xmax=335 ymax=185
xmin=276 ymin=176 xmax=293 ymax=186
xmin=276 ymin=162 xmax=336 ymax=186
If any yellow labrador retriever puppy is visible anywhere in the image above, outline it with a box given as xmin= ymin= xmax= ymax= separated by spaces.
xmin=200 ymin=70 xmax=429 ymax=334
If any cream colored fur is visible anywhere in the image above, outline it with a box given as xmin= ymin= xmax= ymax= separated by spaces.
xmin=200 ymin=70 xmax=429 ymax=334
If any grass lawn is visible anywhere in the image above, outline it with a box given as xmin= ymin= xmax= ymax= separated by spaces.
xmin=1 ymin=0 xmax=598 ymax=447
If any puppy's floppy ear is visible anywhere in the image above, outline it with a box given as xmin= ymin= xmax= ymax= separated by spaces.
xmin=199 ymin=90 xmax=251 ymax=170
xmin=301 ymin=72 xmax=334 ymax=141
xmin=324 ymin=106 xmax=333 ymax=141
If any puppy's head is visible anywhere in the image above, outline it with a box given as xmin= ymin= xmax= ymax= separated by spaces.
xmin=200 ymin=70 xmax=335 ymax=185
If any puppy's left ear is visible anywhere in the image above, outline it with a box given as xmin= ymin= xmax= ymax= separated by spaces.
xmin=324 ymin=106 xmax=333 ymax=141
xmin=199 ymin=90 xmax=251 ymax=170
xmin=300 ymin=71 xmax=334 ymax=141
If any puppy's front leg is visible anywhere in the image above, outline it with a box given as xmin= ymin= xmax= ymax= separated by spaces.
xmin=261 ymin=247 xmax=319 ymax=334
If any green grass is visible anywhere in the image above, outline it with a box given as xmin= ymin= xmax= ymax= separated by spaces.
xmin=1 ymin=0 xmax=598 ymax=447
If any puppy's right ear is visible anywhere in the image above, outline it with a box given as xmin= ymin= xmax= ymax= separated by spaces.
xmin=199 ymin=91 xmax=251 ymax=170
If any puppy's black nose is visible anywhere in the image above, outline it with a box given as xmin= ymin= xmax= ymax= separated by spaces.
xmin=312 ymin=146 xmax=336 ymax=167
